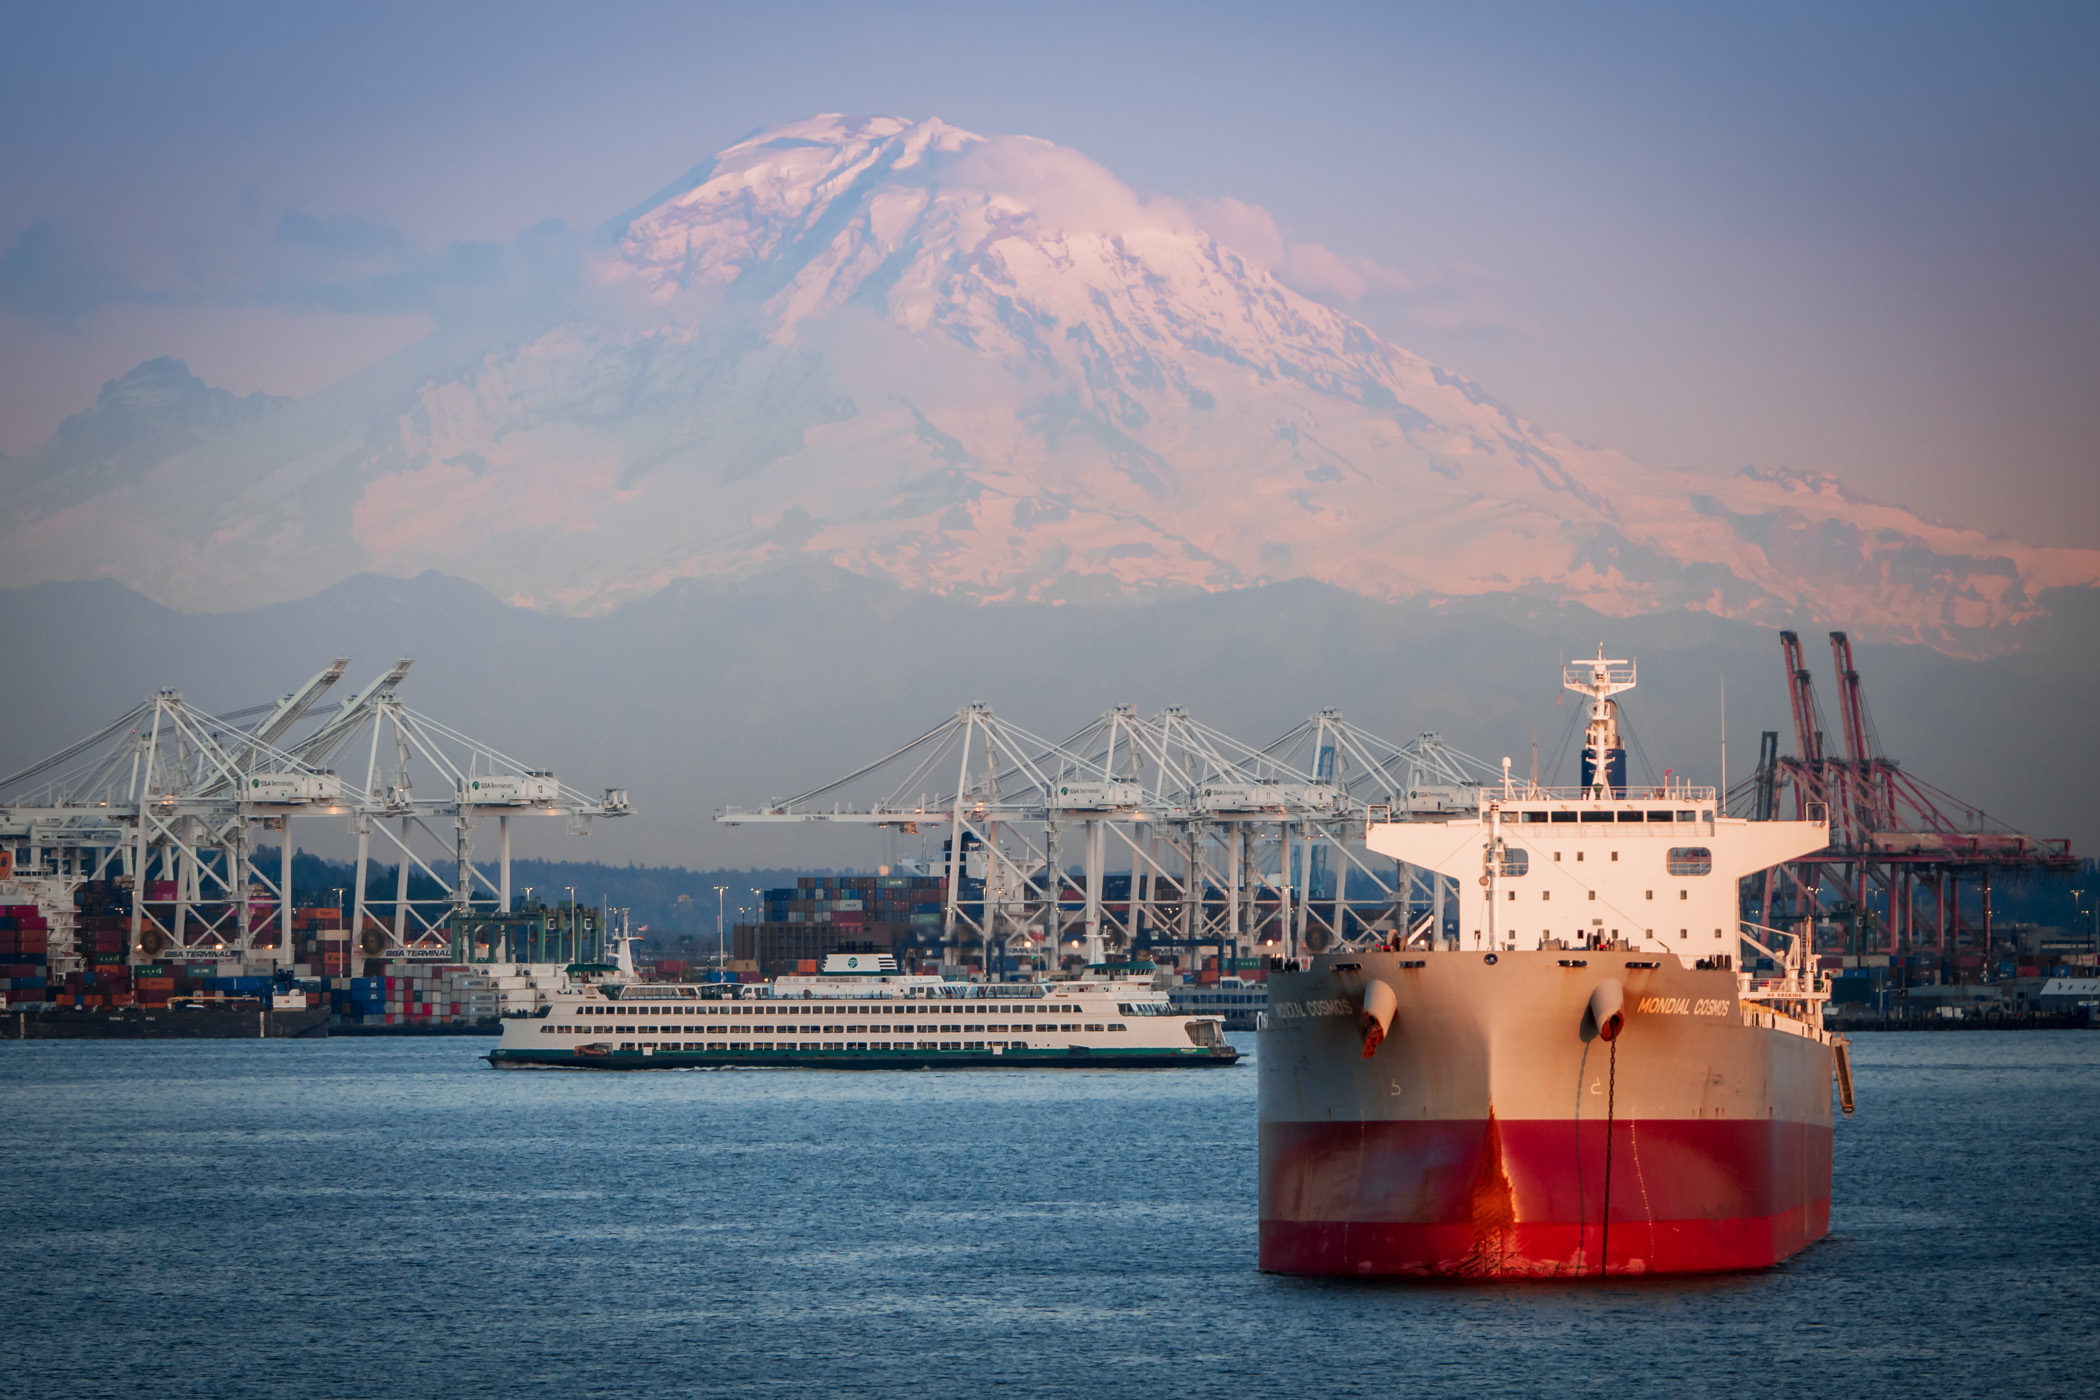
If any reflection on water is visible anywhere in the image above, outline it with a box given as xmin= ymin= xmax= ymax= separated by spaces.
xmin=1 ymin=1031 xmax=2094 ymax=1399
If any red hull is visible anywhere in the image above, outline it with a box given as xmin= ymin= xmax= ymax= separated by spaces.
xmin=1259 ymin=1117 xmax=1831 ymax=1277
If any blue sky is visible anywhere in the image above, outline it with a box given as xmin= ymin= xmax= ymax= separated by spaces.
xmin=3 ymin=0 xmax=2095 ymax=546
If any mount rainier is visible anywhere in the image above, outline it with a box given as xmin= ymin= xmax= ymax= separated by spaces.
xmin=4 ymin=114 xmax=2093 ymax=654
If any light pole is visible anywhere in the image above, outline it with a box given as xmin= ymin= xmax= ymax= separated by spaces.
xmin=714 ymin=885 xmax=729 ymax=974
xmin=565 ymin=886 xmax=575 ymax=967
xmin=749 ymin=887 xmax=763 ymax=968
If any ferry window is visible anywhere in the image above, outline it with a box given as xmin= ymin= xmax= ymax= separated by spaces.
xmin=1647 ymin=811 xmax=1672 ymax=822
xmin=1580 ymin=811 xmax=1612 ymax=823
xmin=1668 ymin=847 xmax=1713 ymax=876
xmin=1506 ymin=890 xmax=1516 ymax=901
xmin=1700 ymin=811 xmax=1713 ymax=822
xmin=1679 ymin=890 xmax=1690 ymax=900
xmin=1616 ymin=811 xmax=1643 ymax=823
xmin=1576 ymin=851 xmax=1584 ymax=862
xmin=1645 ymin=890 xmax=1653 ymax=900
xmin=1542 ymin=891 xmax=1551 ymax=901
xmin=1550 ymin=812 xmax=1576 ymax=824
xmin=1553 ymin=852 xmax=1561 ymax=862
xmin=1609 ymin=851 xmax=1619 ymax=862
xmin=1521 ymin=811 xmax=1547 ymax=823
xmin=1498 ymin=848 xmax=1528 ymax=876
xmin=1588 ymin=891 xmax=1597 ymax=901
xmin=1676 ymin=811 xmax=1695 ymax=822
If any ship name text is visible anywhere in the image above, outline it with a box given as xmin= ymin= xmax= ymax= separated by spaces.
xmin=1638 ymin=996 xmax=1733 ymax=1017
xmin=1270 ymin=998 xmax=1357 ymax=1020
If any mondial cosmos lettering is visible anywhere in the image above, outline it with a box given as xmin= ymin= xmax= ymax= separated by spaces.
xmin=1636 ymin=996 xmax=1735 ymax=1016
xmin=1269 ymin=998 xmax=1358 ymax=1020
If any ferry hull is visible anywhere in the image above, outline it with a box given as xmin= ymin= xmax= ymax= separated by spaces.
xmin=487 ymin=1045 xmax=1238 ymax=1070
xmin=1258 ymin=951 xmax=1835 ymax=1278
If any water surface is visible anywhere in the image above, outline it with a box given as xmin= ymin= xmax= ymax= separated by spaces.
xmin=1 ymin=1031 xmax=2092 ymax=1399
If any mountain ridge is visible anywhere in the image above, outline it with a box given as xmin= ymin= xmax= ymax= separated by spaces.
xmin=1 ymin=114 xmax=2093 ymax=655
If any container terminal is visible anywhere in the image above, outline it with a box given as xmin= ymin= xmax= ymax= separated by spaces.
xmin=3 ymin=634 xmax=2095 ymax=1038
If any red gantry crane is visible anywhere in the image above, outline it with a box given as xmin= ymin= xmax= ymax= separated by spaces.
xmin=1737 ymin=631 xmax=2074 ymax=979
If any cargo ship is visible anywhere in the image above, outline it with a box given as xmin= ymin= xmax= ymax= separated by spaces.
xmin=1258 ymin=649 xmax=1848 ymax=1278
xmin=484 ymin=953 xmax=1239 ymax=1070
xmin=10 ymin=996 xmax=330 ymax=1039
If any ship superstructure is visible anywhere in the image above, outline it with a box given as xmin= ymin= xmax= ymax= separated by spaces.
xmin=1257 ymin=649 xmax=1847 ymax=1277
xmin=485 ymin=953 xmax=1237 ymax=1069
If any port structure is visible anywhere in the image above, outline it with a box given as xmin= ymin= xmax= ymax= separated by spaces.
xmin=1735 ymin=630 xmax=2072 ymax=971
xmin=0 ymin=659 xmax=628 ymax=969
xmin=717 ymin=703 xmax=1498 ymax=970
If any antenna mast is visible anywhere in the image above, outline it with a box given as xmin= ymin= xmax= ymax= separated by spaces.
xmin=1562 ymin=645 xmax=1637 ymax=798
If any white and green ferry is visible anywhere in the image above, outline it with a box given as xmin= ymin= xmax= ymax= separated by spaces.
xmin=483 ymin=953 xmax=1239 ymax=1070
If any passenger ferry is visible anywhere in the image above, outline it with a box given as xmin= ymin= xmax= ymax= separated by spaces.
xmin=484 ymin=953 xmax=1239 ymax=1070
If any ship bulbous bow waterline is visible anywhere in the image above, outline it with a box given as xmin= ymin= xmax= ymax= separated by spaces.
xmin=1258 ymin=950 xmax=1835 ymax=1278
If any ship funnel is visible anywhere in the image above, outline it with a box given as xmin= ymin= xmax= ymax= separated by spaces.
xmin=1582 ymin=979 xmax=1625 ymax=1042
xmin=1359 ymin=978 xmax=1398 ymax=1058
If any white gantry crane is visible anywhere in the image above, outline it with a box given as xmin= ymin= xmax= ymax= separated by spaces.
xmin=0 ymin=658 xmax=628 ymax=976
xmin=716 ymin=701 xmax=1497 ymax=971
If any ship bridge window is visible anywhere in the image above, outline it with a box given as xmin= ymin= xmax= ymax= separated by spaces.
xmin=1617 ymin=811 xmax=1644 ymax=823
xmin=1498 ymin=849 xmax=1529 ymax=876
xmin=1668 ymin=847 xmax=1713 ymax=876
xmin=1580 ymin=811 xmax=1612 ymax=823
xmin=1550 ymin=811 xmax=1576 ymax=824
xmin=1647 ymin=811 xmax=1673 ymax=822
xmin=1676 ymin=811 xmax=1696 ymax=822
xmin=1520 ymin=811 xmax=1548 ymax=823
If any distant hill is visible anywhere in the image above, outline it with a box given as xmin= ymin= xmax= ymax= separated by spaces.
xmin=4 ymin=567 xmax=2092 ymax=868
xmin=265 ymin=847 xmax=834 ymax=943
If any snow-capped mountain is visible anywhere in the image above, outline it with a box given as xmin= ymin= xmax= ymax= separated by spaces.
xmin=4 ymin=114 xmax=2094 ymax=652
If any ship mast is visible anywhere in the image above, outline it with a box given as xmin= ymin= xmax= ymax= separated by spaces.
xmin=1563 ymin=646 xmax=1637 ymax=799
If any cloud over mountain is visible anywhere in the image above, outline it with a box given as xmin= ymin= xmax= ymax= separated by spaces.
xmin=1 ymin=114 xmax=2092 ymax=653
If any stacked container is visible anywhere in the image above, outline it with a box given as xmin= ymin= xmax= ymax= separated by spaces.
xmin=0 ymin=904 xmax=51 ymax=1004
xmin=134 ymin=965 xmax=173 ymax=1005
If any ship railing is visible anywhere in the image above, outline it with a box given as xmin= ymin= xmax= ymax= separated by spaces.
xmin=1484 ymin=783 xmax=1719 ymax=804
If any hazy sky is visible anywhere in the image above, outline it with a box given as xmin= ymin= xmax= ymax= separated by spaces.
xmin=4 ymin=0 xmax=2095 ymax=547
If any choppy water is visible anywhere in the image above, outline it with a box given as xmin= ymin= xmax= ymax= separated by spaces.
xmin=1 ymin=1031 xmax=2094 ymax=1399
